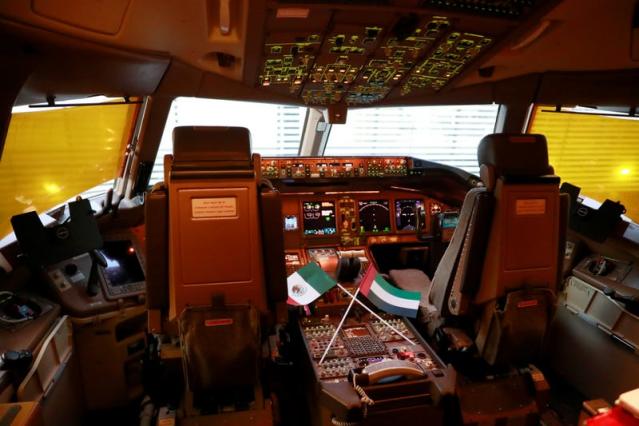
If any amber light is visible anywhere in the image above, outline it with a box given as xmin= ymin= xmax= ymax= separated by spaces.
xmin=528 ymin=105 xmax=639 ymax=221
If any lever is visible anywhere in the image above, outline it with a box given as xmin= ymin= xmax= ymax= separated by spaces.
xmin=416 ymin=205 xmax=429 ymax=241
xmin=87 ymin=249 xmax=107 ymax=297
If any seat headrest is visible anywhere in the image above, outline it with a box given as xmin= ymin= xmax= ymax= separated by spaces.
xmin=172 ymin=126 xmax=251 ymax=167
xmin=477 ymin=133 xmax=552 ymax=177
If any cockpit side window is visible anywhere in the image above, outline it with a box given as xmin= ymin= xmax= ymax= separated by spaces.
xmin=0 ymin=100 xmax=138 ymax=237
xmin=528 ymin=105 xmax=639 ymax=222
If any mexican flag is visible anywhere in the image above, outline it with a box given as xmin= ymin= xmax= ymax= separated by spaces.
xmin=359 ymin=265 xmax=421 ymax=318
xmin=287 ymin=262 xmax=337 ymax=306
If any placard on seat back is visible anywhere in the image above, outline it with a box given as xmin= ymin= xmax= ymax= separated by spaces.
xmin=166 ymin=127 xmax=267 ymax=319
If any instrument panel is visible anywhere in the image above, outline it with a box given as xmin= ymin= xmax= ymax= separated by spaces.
xmin=261 ymin=157 xmax=412 ymax=179
xmin=281 ymin=190 xmax=452 ymax=249
xmin=273 ymin=155 xmax=463 ymax=422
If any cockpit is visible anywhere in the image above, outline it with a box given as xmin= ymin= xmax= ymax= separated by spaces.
xmin=0 ymin=1 xmax=638 ymax=425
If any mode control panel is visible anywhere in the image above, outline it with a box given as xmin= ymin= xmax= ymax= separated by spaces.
xmin=261 ymin=157 xmax=409 ymax=180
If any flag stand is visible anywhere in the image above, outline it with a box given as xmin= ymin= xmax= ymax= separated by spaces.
xmin=336 ymin=283 xmax=414 ymax=345
xmin=318 ymin=286 xmax=361 ymax=365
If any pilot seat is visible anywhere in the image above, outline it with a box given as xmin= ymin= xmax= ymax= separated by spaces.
xmin=391 ymin=133 xmax=569 ymax=423
xmin=144 ymin=126 xmax=273 ymax=423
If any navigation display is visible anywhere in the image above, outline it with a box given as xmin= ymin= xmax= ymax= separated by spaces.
xmin=303 ymin=201 xmax=337 ymax=236
xmin=441 ymin=212 xmax=459 ymax=229
xmin=98 ymin=240 xmax=145 ymax=287
xmin=358 ymin=200 xmax=391 ymax=234
xmin=395 ymin=199 xmax=425 ymax=231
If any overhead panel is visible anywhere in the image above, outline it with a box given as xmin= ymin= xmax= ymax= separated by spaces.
xmin=348 ymin=16 xmax=450 ymax=105
xmin=401 ymin=31 xmax=493 ymax=95
xmin=259 ymin=32 xmax=322 ymax=96
xmin=257 ymin=0 xmax=553 ymax=106
xmin=301 ymin=24 xmax=384 ymax=105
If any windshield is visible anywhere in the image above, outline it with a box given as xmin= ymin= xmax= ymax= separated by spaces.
xmin=150 ymin=98 xmax=307 ymax=184
xmin=0 ymin=99 xmax=138 ymax=237
xmin=151 ymin=99 xmax=499 ymax=185
xmin=528 ymin=105 xmax=639 ymax=221
xmin=324 ymin=105 xmax=499 ymax=175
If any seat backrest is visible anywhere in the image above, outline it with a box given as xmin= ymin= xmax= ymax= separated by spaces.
xmin=427 ymin=133 xmax=567 ymax=366
xmin=474 ymin=133 xmax=566 ymax=365
xmin=427 ymin=187 xmax=494 ymax=320
xmin=165 ymin=126 xmax=267 ymax=319
xmin=474 ymin=133 xmax=560 ymax=304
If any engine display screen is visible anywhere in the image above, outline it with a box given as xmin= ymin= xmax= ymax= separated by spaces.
xmin=358 ymin=200 xmax=391 ymax=234
xmin=284 ymin=215 xmax=298 ymax=231
xmin=98 ymin=240 xmax=145 ymax=287
xmin=441 ymin=212 xmax=459 ymax=229
xmin=303 ymin=201 xmax=337 ymax=236
xmin=395 ymin=199 xmax=425 ymax=231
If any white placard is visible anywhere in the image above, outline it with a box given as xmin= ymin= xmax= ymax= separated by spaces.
xmin=192 ymin=197 xmax=237 ymax=218
xmin=515 ymin=199 xmax=546 ymax=215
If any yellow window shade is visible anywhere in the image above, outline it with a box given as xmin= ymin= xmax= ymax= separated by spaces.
xmin=529 ymin=106 xmax=639 ymax=222
xmin=0 ymin=104 xmax=137 ymax=237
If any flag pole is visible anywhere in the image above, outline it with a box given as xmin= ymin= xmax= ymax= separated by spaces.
xmin=336 ymin=283 xmax=414 ymax=345
xmin=318 ymin=285 xmax=361 ymax=365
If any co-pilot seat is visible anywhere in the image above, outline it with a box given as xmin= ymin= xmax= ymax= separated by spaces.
xmin=393 ymin=134 xmax=567 ymax=368
xmin=145 ymin=126 xmax=270 ymax=417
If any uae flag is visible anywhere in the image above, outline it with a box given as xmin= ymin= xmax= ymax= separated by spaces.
xmin=287 ymin=262 xmax=337 ymax=306
xmin=359 ymin=265 xmax=421 ymax=318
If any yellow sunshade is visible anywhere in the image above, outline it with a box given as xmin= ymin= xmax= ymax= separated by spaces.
xmin=0 ymin=104 xmax=137 ymax=237
xmin=529 ymin=106 xmax=639 ymax=221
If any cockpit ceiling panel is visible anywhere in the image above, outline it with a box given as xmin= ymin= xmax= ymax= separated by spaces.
xmin=257 ymin=2 xmax=523 ymax=106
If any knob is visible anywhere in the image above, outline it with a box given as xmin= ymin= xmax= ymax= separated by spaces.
xmin=64 ymin=263 xmax=78 ymax=276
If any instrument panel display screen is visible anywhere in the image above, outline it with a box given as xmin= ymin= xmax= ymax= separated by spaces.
xmin=284 ymin=215 xmax=298 ymax=231
xmin=441 ymin=212 xmax=459 ymax=229
xmin=98 ymin=240 xmax=145 ymax=287
xmin=303 ymin=201 xmax=337 ymax=236
xmin=395 ymin=199 xmax=425 ymax=231
xmin=358 ymin=200 xmax=391 ymax=234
